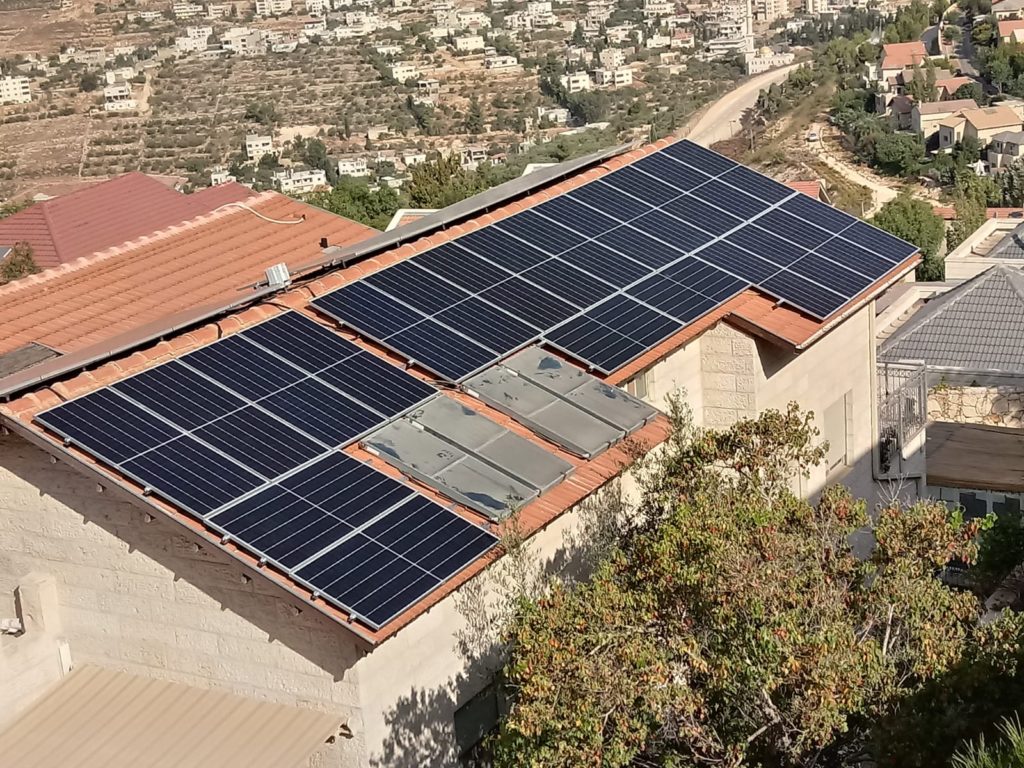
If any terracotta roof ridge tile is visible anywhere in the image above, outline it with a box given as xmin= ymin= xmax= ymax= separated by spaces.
xmin=0 ymin=192 xmax=279 ymax=300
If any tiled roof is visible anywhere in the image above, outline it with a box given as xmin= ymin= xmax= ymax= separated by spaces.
xmin=784 ymin=179 xmax=825 ymax=200
xmin=916 ymin=98 xmax=978 ymax=115
xmin=0 ymin=173 xmax=253 ymax=270
xmin=999 ymin=18 xmax=1024 ymax=36
xmin=0 ymin=192 xmax=376 ymax=359
xmin=881 ymin=41 xmax=928 ymax=70
xmin=880 ymin=265 xmax=1024 ymax=371
xmin=937 ymin=76 xmax=973 ymax=95
xmin=963 ymin=105 xmax=1022 ymax=130
xmin=0 ymin=136 xmax=919 ymax=644
xmin=985 ymin=221 xmax=1024 ymax=259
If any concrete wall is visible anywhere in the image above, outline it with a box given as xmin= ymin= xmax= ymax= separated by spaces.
xmin=929 ymin=385 xmax=1024 ymax=427
xmin=0 ymin=432 xmax=364 ymax=766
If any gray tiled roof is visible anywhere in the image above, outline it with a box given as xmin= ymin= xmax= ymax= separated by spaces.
xmin=880 ymin=265 xmax=1024 ymax=371
xmin=987 ymin=222 xmax=1024 ymax=260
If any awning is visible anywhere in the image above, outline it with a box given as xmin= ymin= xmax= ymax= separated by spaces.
xmin=0 ymin=665 xmax=344 ymax=768
xmin=927 ymin=421 xmax=1024 ymax=493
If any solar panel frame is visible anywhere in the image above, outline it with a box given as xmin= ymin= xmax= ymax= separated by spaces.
xmin=365 ymin=260 xmax=473 ymax=315
xmin=494 ymin=210 xmax=587 ymax=256
xmin=413 ymin=242 xmax=514 ymax=293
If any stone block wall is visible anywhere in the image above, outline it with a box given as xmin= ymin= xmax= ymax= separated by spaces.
xmin=928 ymin=386 xmax=1024 ymax=428
xmin=699 ymin=322 xmax=757 ymax=428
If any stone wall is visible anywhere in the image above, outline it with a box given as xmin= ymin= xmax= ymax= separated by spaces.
xmin=928 ymin=385 xmax=1024 ymax=428
xmin=699 ymin=322 xmax=757 ymax=428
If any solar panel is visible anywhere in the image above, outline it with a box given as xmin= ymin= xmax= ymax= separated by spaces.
xmin=311 ymin=140 xmax=919 ymax=378
xmin=208 ymin=452 xmax=498 ymax=628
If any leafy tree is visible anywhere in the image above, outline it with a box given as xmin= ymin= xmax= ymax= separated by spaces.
xmin=871 ymin=195 xmax=946 ymax=279
xmin=972 ymin=19 xmax=996 ymax=47
xmin=0 ymin=242 xmax=40 ymax=284
xmin=306 ymin=176 xmax=400 ymax=231
xmin=872 ymin=132 xmax=926 ymax=176
xmin=906 ymin=60 xmax=939 ymax=102
xmin=571 ymin=23 xmax=586 ymax=47
xmin=79 ymin=72 xmax=100 ymax=92
xmin=954 ymin=81 xmax=986 ymax=105
xmin=494 ymin=403 xmax=1024 ymax=768
xmin=244 ymin=101 xmax=278 ymax=128
xmin=406 ymin=153 xmax=488 ymax=208
xmin=1000 ymin=157 xmax=1024 ymax=206
xmin=565 ymin=90 xmax=609 ymax=124
xmin=0 ymin=200 xmax=30 ymax=218
xmin=465 ymin=94 xmax=484 ymax=135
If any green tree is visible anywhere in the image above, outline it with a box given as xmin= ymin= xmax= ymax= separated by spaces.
xmin=571 ymin=22 xmax=586 ymax=47
xmin=0 ymin=200 xmax=30 ymax=218
xmin=464 ymin=94 xmax=484 ymax=135
xmin=1000 ymin=157 xmax=1024 ymax=205
xmin=406 ymin=153 xmax=488 ymax=208
xmin=244 ymin=100 xmax=279 ymax=128
xmin=306 ymin=176 xmax=400 ymax=231
xmin=872 ymin=132 xmax=926 ymax=176
xmin=0 ymin=242 xmax=40 ymax=284
xmin=871 ymin=195 xmax=946 ymax=278
xmin=79 ymin=72 xmax=99 ymax=92
xmin=954 ymin=80 xmax=986 ymax=105
xmin=493 ymin=403 xmax=1024 ymax=768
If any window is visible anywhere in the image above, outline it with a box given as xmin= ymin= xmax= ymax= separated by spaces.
xmin=626 ymin=369 xmax=651 ymax=400
xmin=824 ymin=391 xmax=852 ymax=474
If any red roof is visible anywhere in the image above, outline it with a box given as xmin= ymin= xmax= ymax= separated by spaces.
xmin=880 ymin=41 xmax=928 ymax=71
xmin=784 ymin=179 xmax=826 ymax=201
xmin=999 ymin=18 xmax=1024 ymax=38
xmin=0 ymin=192 xmax=377 ymax=358
xmin=0 ymin=174 xmax=253 ymax=270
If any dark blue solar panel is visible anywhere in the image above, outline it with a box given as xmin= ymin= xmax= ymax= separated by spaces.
xmin=414 ymin=242 xmax=512 ymax=293
xmin=662 ymin=141 xmax=737 ymax=175
xmin=602 ymin=166 xmax=682 ymax=207
xmin=479 ymin=277 xmax=578 ymax=328
xmin=781 ymin=192 xmax=858 ymax=234
xmin=312 ymin=282 xmax=423 ymax=340
xmin=496 ymin=210 xmax=587 ymax=255
xmin=112 ymin=360 xmax=244 ymax=431
xmin=568 ymin=180 xmax=653 ymax=220
xmin=813 ymin=236 xmax=898 ymax=277
xmin=545 ymin=315 xmax=647 ymax=373
xmin=557 ymin=240 xmax=651 ymax=288
xmin=388 ymin=319 xmax=497 ymax=380
xmin=436 ymin=297 xmax=539 ymax=351
xmin=761 ymin=270 xmax=847 ymax=319
xmin=598 ymin=227 xmax=683 ymax=269
xmin=697 ymin=241 xmax=779 ymax=283
xmin=788 ymin=253 xmax=874 ymax=298
xmin=366 ymin=261 xmax=471 ymax=315
xmin=240 ymin=312 xmax=361 ymax=373
xmin=193 ymin=406 xmax=324 ymax=477
xmin=316 ymin=351 xmax=436 ymax=416
xmin=755 ymin=208 xmax=835 ymax=250
xmin=521 ymin=258 xmax=615 ymax=308
xmin=258 ymin=378 xmax=382 ymax=446
xmin=534 ymin=193 xmax=624 ymax=238
xmin=629 ymin=210 xmax=716 ymax=253
xmin=726 ymin=226 xmax=808 ymax=269
xmin=586 ymin=294 xmax=681 ymax=349
xmin=719 ymin=165 xmax=793 ymax=204
xmin=661 ymin=257 xmax=748 ymax=303
xmin=840 ymin=220 xmax=918 ymax=263
xmin=627 ymin=275 xmax=717 ymax=322
xmin=36 ymin=389 xmax=179 ymax=464
xmin=633 ymin=152 xmax=713 ymax=192
xmin=459 ymin=227 xmax=550 ymax=271
xmin=181 ymin=335 xmax=306 ymax=401
xmin=662 ymin=194 xmax=743 ymax=237
xmin=691 ymin=179 xmax=772 ymax=220
xmin=121 ymin=435 xmax=263 ymax=515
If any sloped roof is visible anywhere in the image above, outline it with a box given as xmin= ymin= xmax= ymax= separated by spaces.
xmin=916 ymin=98 xmax=978 ymax=115
xmin=0 ymin=192 xmax=376 ymax=361
xmin=988 ymin=221 xmax=1024 ymax=259
xmin=881 ymin=41 xmax=928 ymax=70
xmin=0 ymin=665 xmax=342 ymax=768
xmin=0 ymin=174 xmax=253 ymax=270
xmin=999 ymin=18 xmax=1024 ymax=36
xmin=963 ymin=105 xmax=1022 ymax=130
xmin=880 ymin=265 xmax=1024 ymax=371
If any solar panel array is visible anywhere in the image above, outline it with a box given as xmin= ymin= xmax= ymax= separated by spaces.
xmin=35 ymin=311 xmax=498 ymax=629
xmin=312 ymin=140 xmax=916 ymax=380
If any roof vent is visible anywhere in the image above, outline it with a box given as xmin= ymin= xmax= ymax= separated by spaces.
xmin=264 ymin=263 xmax=291 ymax=290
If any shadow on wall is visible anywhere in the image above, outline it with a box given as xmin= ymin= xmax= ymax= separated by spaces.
xmin=4 ymin=433 xmax=365 ymax=691
xmin=371 ymin=481 xmax=629 ymax=768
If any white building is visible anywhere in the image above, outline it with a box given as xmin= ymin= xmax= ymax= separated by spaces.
xmin=210 ymin=168 xmax=237 ymax=185
xmin=560 ymin=71 xmax=593 ymax=93
xmin=643 ymin=0 xmax=676 ymax=15
xmin=453 ymin=34 xmax=486 ymax=52
xmin=593 ymin=66 xmax=634 ymax=86
xmin=375 ymin=43 xmax=403 ymax=56
xmin=255 ymin=0 xmax=292 ymax=15
xmin=274 ymin=167 xmax=327 ymax=194
xmin=0 ymin=76 xmax=31 ymax=105
xmin=175 ymin=35 xmax=207 ymax=54
xmin=304 ymin=0 xmax=327 ymax=15
xmin=337 ymin=156 xmax=370 ymax=177
xmin=222 ymin=27 xmax=267 ymax=55
xmin=245 ymin=134 xmax=274 ymax=162
xmin=504 ymin=11 xmax=534 ymax=30
xmin=389 ymin=62 xmax=420 ymax=81
xmin=459 ymin=145 xmax=488 ymax=170
xmin=104 ymin=67 xmax=135 ymax=85
xmin=102 ymin=83 xmax=137 ymax=111
xmin=401 ymin=150 xmax=427 ymax=166
xmin=484 ymin=54 xmax=519 ymax=69
xmin=646 ymin=32 xmax=671 ymax=48
xmin=456 ymin=9 xmax=490 ymax=27
xmin=537 ymin=104 xmax=570 ymax=124
xmin=599 ymin=47 xmax=626 ymax=69
xmin=172 ymin=0 xmax=204 ymax=18
xmin=206 ymin=3 xmax=231 ymax=17
xmin=744 ymin=47 xmax=795 ymax=74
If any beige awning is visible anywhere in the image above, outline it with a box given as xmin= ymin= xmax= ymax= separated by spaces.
xmin=0 ymin=665 xmax=343 ymax=768
xmin=927 ymin=421 xmax=1024 ymax=493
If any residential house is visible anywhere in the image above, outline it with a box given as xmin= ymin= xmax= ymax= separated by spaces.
xmin=504 ymin=10 xmax=534 ymax=30
xmin=210 ymin=168 xmax=237 ymax=185
xmin=389 ymin=62 xmax=420 ymax=81
xmin=375 ymin=43 xmax=403 ymax=56
xmin=560 ymin=71 xmax=593 ymax=92
xmin=525 ymin=0 xmax=556 ymax=23
xmin=171 ymin=0 xmax=203 ymax=17
xmin=994 ymin=0 xmax=1024 ymax=20
xmin=222 ymin=27 xmax=267 ymax=55
xmin=943 ymin=217 xmax=1024 ymax=280
xmin=870 ymin=41 xmax=929 ymax=85
xmin=484 ymin=55 xmax=520 ymax=69
xmin=938 ymin=105 xmax=1023 ymax=152
xmin=273 ymin=167 xmax=328 ymax=194
xmin=0 ymin=173 xmax=252 ymax=271
xmin=453 ymin=34 xmax=486 ymax=52
xmin=937 ymin=75 xmax=974 ymax=99
xmin=102 ymin=82 xmax=136 ymax=111
xmin=592 ymin=66 xmax=634 ymax=86
xmin=988 ymin=130 xmax=1024 ymax=170
xmin=599 ymin=47 xmax=626 ymax=69
xmin=401 ymin=150 xmax=427 ymax=167
xmin=417 ymin=78 xmax=440 ymax=96
xmin=245 ymin=134 xmax=274 ymax=162
xmin=254 ymin=0 xmax=292 ymax=15
xmin=644 ymin=0 xmax=677 ymax=16
xmin=912 ymin=98 xmax=979 ymax=141
xmin=337 ymin=156 xmax=370 ymax=177
xmin=456 ymin=9 xmax=491 ymax=28
xmin=537 ymin=104 xmax=570 ymax=124
xmin=999 ymin=18 xmax=1024 ymax=43
xmin=606 ymin=24 xmax=635 ymax=43
xmin=646 ymin=32 xmax=671 ymax=48
xmin=458 ymin=144 xmax=489 ymax=170
xmin=0 ymin=75 xmax=31 ymax=105
xmin=0 ymin=140 xmax=919 ymax=768
xmin=744 ymin=47 xmax=795 ymax=74
xmin=305 ymin=0 xmax=327 ymax=15
xmin=785 ymin=178 xmax=832 ymax=203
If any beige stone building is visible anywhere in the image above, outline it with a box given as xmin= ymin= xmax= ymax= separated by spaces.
xmin=938 ymin=105 xmax=1023 ymax=152
xmin=0 ymin=142 xmax=920 ymax=766
xmin=912 ymin=98 xmax=978 ymax=141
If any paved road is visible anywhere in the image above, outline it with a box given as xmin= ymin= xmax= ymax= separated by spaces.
xmin=685 ymin=63 xmax=802 ymax=147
